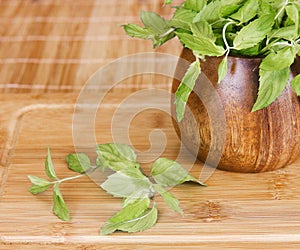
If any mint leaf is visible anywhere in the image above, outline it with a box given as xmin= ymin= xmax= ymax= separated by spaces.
xmin=233 ymin=14 xmax=275 ymax=50
xmin=29 ymin=184 xmax=51 ymax=195
xmin=45 ymin=147 xmax=57 ymax=180
xmin=140 ymin=11 xmax=169 ymax=35
xmin=268 ymin=26 xmax=296 ymax=41
xmin=28 ymin=175 xmax=51 ymax=186
xmin=153 ymin=184 xmax=183 ymax=215
xmin=116 ymin=205 xmax=157 ymax=233
xmin=107 ymin=198 xmax=150 ymax=223
xmin=28 ymin=175 xmax=51 ymax=194
xmin=176 ymin=32 xmax=225 ymax=56
xmin=101 ymin=172 xmax=153 ymax=199
xmin=285 ymin=4 xmax=299 ymax=37
xmin=123 ymin=12 xmax=174 ymax=48
xmin=150 ymin=158 xmax=205 ymax=187
xmin=102 ymin=207 xmax=157 ymax=235
xmin=230 ymin=0 xmax=259 ymax=24
xmin=252 ymin=67 xmax=290 ymax=111
xmin=53 ymin=183 xmax=70 ymax=221
xmin=190 ymin=21 xmax=215 ymax=42
xmin=174 ymin=60 xmax=201 ymax=122
xmin=218 ymin=56 xmax=228 ymax=83
xmin=236 ymin=43 xmax=262 ymax=56
xmin=220 ymin=0 xmax=244 ymax=17
xmin=260 ymin=47 xmax=296 ymax=71
xmin=193 ymin=0 xmax=221 ymax=23
xmin=100 ymin=198 xmax=153 ymax=235
xmin=164 ymin=0 xmax=173 ymax=5
xmin=291 ymin=74 xmax=300 ymax=96
xmin=258 ymin=0 xmax=276 ymax=16
xmin=184 ymin=0 xmax=206 ymax=12
xmin=123 ymin=24 xmax=153 ymax=39
xmin=65 ymin=153 xmax=91 ymax=173
xmin=169 ymin=7 xmax=197 ymax=31
xmin=96 ymin=143 xmax=140 ymax=172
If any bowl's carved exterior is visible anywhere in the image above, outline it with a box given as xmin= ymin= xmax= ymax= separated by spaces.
xmin=172 ymin=48 xmax=300 ymax=173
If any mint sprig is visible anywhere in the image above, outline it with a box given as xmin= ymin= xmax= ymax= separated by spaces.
xmin=123 ymin=0 xmax=300 ymax=121
xmin=28 ymin=143 xmax=205 ymax=235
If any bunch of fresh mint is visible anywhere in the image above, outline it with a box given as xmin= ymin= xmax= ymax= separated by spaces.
xmin=28 ymin=143 xmax=205 ymax=235
xmin=123 ymin=0 xmax=300 ymax=121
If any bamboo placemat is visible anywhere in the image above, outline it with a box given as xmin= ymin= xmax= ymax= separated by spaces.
xmin=0 ymin=0 xmax=182 ymax=93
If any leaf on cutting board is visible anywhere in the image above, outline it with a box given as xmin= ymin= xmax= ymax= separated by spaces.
xmin=45 ymin=147 xmax=58 ymax=180
xmin=100 ymin=198 xmax=157 ymax=235
xmin=28 ymin=175 xmax=51 ymax=195
xmin=65 ymin=153 xmax=91 ymax=173
xmin=52 ymin=183 xmax=70 ymax=221
xmin=150 ymin=158 xmax=205 ymax=187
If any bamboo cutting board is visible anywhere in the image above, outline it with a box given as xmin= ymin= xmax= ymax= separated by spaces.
xmin=1 ymin=0 xmax=300 ymax=249
xmin=1 ymin=91 xmax=300 ymax=249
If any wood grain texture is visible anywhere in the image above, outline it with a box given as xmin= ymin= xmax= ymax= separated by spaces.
xmin=1 ymin=93 xmax=300 ymax=249
xmin=1 ymin=0 xmax=300 ymax=248
xmin=172 ymin=48 xmax=300 ymax=173
xmin=0 ymin=0 xmax=182 ymax=93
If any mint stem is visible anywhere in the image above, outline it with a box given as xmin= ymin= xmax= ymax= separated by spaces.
xmin=51 ymin=166 xmax=98 ymax=184
xmin=274 ymin=0 xmax=289 ymax=20
xmin=159 ymin=28 xmax=175 ymax=38
xmin=223 ymin=20 xmax=235 ymax=56
xmin=51 ymin=173 xmax=86 ymax=184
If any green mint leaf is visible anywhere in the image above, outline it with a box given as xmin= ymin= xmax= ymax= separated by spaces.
xmin=96 ymin=143 xmax=139 ymax=172
xmin=140 ymin=11 xmax=169 ymax=35
xmin=233 ymin=14 xmax=275 ymax=50
xmin=174 ymin=60 xmax=201 ymax=122
xmin=169 ymin=7 xmax=197 ymax=31
xmin=123 ymin=11 xmax=174 ymax=48
xmin=235 ymin=43 xmax=262 ymax=56
xmin=122 ymin=197 xmax=136 ymax=208
xmin=258 ymin=1 xmax=276 ymax=16
xmin=268 ymin=25 xmax=296 ymax=41
xmin=28 ymin=175 xmax=51 ymax=186
xmin=252 ymin=67 xmax=290 ymax=112
xmin=291 ymin=74 xmax=300 ymax=96
xmin=285 ymin=4 xmax=299 ymax=37
xmin=164 ymin=0 xmax=173 ymax=5
xmin=108 ymin=198 xmax=150 ymax=223
xmin=100 ymin=198 xmax=152 ymax=235
xmin=53 ymin=183 xmax=70 ymax=221
xmin=150 ymin=158 xmax=205 ymax=187
xmin=101 ymin=202 xmax=158 ymax=235
xmin=122 ymin=24 xmax=153 ymax=39
xmin=101 ymin=172 xmax=153 ymax=199
xmin=218 ymin=56 xmax=228 ymax=84
xmin=45 ymin=147 xmax=58 ymax=180
xmin=184 ymin=0 xmax=206 ymax=12
xmin=190 ymin=21 xmax=216 ymax=42
xmin=230 ymin=0 xmax=259 ymax=24
xmin=193 ymin=0 xmax=221 ymax=23
xmin=29 ymin=184 xmax=51 ymax=195
xmin=65 ymin=153 xmax=91 ymax=173
xmin=176 ymin=32 xmax=225 ymax=56
xmin=153 ymin=184 xmax=183 ymax=216
xmin=260 ymin=47 xmax=296 ymax=71
xmin=123 ymin=23 xmax=174 ymax=48
xmin=220 ymin=0 xmax=244 ymax=17
xmin=152 ymin=32 xmax=175 ymax=48
xmin=116 ymin=205 xmax=157 ymax=234
xmin=28 ymin=175 xmax=51 ymax=194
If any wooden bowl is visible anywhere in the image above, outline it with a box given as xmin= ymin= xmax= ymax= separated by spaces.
xmin=171 ymin=48 xmax=300 ymax=173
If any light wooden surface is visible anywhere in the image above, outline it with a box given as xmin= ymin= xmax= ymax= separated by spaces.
xmin=1 ymin=1 xmax=300 ymax=249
